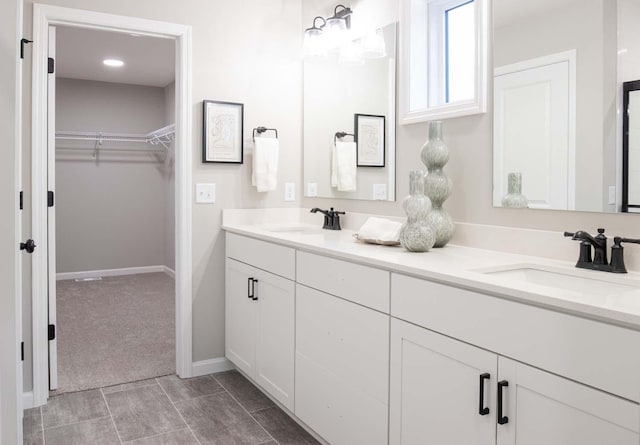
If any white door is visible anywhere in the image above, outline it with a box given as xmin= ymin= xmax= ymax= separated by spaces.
xmin=254 ymin=268 xmax=294 ymax=411
xmin=225 ymin=259 xmax=257 ymax=376
xmin=47 ymin=25 xmax=58 ymax=391
xmin=494 ymin=52 xmax=575 ymax=210
xmin=389 ymin=318 xmax=497 ymax=445
xmin=496 ymin=357 xmax=639 ymax=445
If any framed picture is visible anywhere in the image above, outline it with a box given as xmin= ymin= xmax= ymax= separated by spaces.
xmin=354 ymin=113 xmax=385 ymax=167
xmin=203 ymin=100 xmax=244 ymax=163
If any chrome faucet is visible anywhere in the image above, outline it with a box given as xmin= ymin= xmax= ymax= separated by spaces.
xmin=564 ymin=228 xmax=640 ymax=273
xmin=310 ymin=207 xmax=345 ymax=230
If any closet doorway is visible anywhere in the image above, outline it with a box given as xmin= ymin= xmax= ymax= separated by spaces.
xmin=50 ymin=26 xmax=176 ymax=394
xmin=31 ymin=5 xmax=193 ymax=406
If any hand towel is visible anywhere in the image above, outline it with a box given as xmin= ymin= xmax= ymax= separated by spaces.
xmin=332 ymin=141 xmax=357 ymax=191
xmin=252 ymin=137 xmax=279 ymax=192
xmin=356 ymin=217 xmax=402 ymax=244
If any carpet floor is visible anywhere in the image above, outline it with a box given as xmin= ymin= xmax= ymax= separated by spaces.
xmin=53 ymin=272 xmax=175 ymax=395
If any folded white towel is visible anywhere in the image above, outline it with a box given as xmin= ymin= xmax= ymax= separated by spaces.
xmin=332 ymin=141 xmax=357 ymax=191
xmin=252 ymin=137 xmax=279 ymax=192
xmin=356 ymin=217 xmax=403 ymax=244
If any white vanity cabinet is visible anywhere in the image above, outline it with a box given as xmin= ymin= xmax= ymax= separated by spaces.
xmin=295 ymin=252 xmax=391 ymax=445
xmin=390 ymin=273 xmax=640 ymax=445
xmin=225 ymin=234 xmax=295 ymax=411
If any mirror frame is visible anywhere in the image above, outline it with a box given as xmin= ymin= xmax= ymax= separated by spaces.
xmin=399 ymin=0 xmax=489 ymax=124
xmin=622 ymin=80 xmax=640 ymax=213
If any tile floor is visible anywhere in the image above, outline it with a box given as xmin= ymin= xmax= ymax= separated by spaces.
xmin=24 ymin=370 xmax=320 ymax=445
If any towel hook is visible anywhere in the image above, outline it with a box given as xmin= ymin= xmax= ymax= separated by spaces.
xmin=334 ymin=131 xmax=355 ymax=145
xmin=252 ymin=126 xmax=279 ymax=142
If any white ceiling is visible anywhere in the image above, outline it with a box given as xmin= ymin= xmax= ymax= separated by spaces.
xmin=494 ymin=0 xmax=581 ymax=28
xmin=56 ymin=26 xmax=175 ymax=88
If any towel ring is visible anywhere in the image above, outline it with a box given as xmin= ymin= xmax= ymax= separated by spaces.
xmin=253 ymin=127 xmax=278 ymax=141
xmin=334 ymin=131 xmax=355 ymax=145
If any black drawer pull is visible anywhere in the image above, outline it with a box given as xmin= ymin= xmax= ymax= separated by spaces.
xmin=479 ymin=373 xmax=490 ymax=416
xmin=497 ymin=380 xmax=509 ymax=425
xmin=251 ymin=279 xmax=259 ymax=300
xmin=247 ymin=278 xmax=254 ymax=299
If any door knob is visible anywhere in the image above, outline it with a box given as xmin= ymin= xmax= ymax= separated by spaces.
xmin=20 ymin=239 xmax=36 ymax=253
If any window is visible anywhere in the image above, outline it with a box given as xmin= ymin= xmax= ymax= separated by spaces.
xmin=445 ymin=0 xmax=475 ymax=103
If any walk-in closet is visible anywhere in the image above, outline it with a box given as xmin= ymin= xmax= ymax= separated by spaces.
xmin=51 ymin=25 xmax=177 ymax=394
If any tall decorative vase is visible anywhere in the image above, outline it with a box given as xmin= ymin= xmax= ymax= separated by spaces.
xmin=421 ymin=121 xmax=454 ymax=247
xmin=399 ymin=170 xmax=435 ymax=252
xmin=501 ymin=172 xmax=528 ymax=208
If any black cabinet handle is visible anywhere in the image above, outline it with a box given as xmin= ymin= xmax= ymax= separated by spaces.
xmin=497 ymin=380 xmax=509 ymax=425
xmin=252 ymin=279 xmax=259 ymax=301
xmin=247 ymin=278 xmax=254 ymax=299
xmin=479 ymin=373 xmax=490 ymax=415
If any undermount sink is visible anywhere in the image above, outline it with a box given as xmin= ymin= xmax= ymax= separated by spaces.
xmin=263 ymin=225 xmax=321 ymax=234
xmin=478 ymin=264 xmax=640 ymax=297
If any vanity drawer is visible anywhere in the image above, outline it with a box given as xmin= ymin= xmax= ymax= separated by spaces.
xmin=297 ymin=251 xmax=390 ymax=313
xmin=226 ymin=233 xmax=295 ymax=280
xmin=391 ymin=273 xmax=640 ymax=402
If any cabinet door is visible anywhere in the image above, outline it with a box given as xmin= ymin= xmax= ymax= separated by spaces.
xmin=497 ymin=357 xmax=640 ymax=445
xmin=389 ymin=318 xmax=497 ymax=445
xmin=254 ymin=268 xmax=295 ymax=411
xmin=296 ymin=284 xmax=389 ymax=445
xmin=225 ymin=259 xmax=257 ymax=377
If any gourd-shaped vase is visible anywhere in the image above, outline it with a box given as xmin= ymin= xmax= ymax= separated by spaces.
xmin=501 ymin=172 xmax=528 ymax=208
xmin=420 ymin=121 xmax=454 ymax=247
xmin=399 ymin=170 xmax=435 ymax=252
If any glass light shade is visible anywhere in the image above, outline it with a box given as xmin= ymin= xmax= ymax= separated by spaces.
xmin=339 ymin=40 xmax=364 ymax=65
xmin=362 ymin=29 xmax=386 ymax=58
xmin=303 ymin=27 xmax=326 ymax=58
xmin=324 ymin=17 xmax=348 ymax=49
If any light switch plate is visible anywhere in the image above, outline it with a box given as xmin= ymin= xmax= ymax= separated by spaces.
xmin=306 ymin=182 xmax=318 ymax=197
xmin=195 ymin=183 xmax=216 ymax=203
xmin=608 ymin=186 xmax=616 ymax=205
xmin=373 ymin=184 xmax=387 ymax=200
xmin=284 ymin=182 xmax=296 ymax=201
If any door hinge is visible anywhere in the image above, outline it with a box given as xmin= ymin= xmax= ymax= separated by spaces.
xmin=19 ymin=191 xmax=23 ymax=210
xmin=20 ymin=38 xmax=33 ymax=59
xmin=48 ymin=57 xmax=55 ymax=74
xmin=48 ymin=324 xmax=56 ymax=341
xmin=21 ymin=342 xmax=24 ymax=361
xmin=48 ymin=191 xmax=54 ymax=207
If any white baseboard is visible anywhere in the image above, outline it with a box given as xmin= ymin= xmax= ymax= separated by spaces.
xmin=191 ymin=357 xmax=235 ymax=377
xmin=57 ymin=265 xmax=175 ymax=281
xmin=23 ymin=391 xmax=34 ymax=410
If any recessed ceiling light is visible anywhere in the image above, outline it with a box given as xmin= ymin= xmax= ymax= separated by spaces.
xmin=103 ymin=59 xmax=124 ymax=67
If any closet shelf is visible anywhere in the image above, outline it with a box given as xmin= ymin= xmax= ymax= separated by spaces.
xmin=55 ymin=124 xmax=175 ymax=151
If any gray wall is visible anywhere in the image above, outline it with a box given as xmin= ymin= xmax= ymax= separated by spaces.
xmin=20 ymin=0 xmax=303 ymax=392
xmin=55 ymin=78 xmax=170 ymax=273
xmin=302 ymin=0 xmax=640 ymax=240
xmin=1 ymin=0 xmax=22 ymax=441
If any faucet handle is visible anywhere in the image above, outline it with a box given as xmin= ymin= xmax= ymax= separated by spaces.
xmin=620 ymin=237 xmax=640 ymax=245
xmin=564 ymin=231 xmax=575 ymax=238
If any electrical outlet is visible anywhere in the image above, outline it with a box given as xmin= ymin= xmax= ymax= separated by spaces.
xmin=372 ymin=184 xmax=387 ymax=200
xmin=195 ymin=183 xmax=216 ymax=203
xmin=284 ymin=182 xmax=296 ymax=201
xmin=608 ymin=186 xmax=616 ymax=205
xmin=306 ymin=182 xmax=318 ymax=197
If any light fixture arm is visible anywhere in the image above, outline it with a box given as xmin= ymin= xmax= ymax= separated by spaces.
xmin=306 ymin=16 xmax=326 ymax=32
xmin=331 ymin=5 xmax=353 ymax=28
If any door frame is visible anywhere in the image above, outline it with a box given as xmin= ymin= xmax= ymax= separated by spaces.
xmin=31 ymin=4 xmax=193 ymax=407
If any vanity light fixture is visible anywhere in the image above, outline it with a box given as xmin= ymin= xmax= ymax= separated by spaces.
xmin=303 ymin=5 xmax=353 ymax=57
xmin=303 ymin=16 xmax=327 ymax=58
xmin=339 ymin=39 xmax=364 ymax=65
xmin=361 ymin=28 xmax=386 ymax=59
xmin=103 ymin=58 xmax=124 ymax=67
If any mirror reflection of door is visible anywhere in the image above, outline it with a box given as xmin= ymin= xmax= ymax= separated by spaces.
xmin=493 ymin=51 xmax=576 ymax=210
xmin=623 ymin=80 xmax=640 ymax=212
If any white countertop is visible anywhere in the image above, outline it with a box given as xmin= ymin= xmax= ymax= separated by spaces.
xmin=222 ymin=220 xmax=640 ymax=330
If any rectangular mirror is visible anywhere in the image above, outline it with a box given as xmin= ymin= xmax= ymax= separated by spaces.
xmin=400 ymin=0 xmax=489 ymax=123
xmin=623 ymin=81 xmax=640 ymax=212
xmin=303 ymin=22 xmax=397 ymax=201
xmin=493 ymin=0 xmax=639 ymax=213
